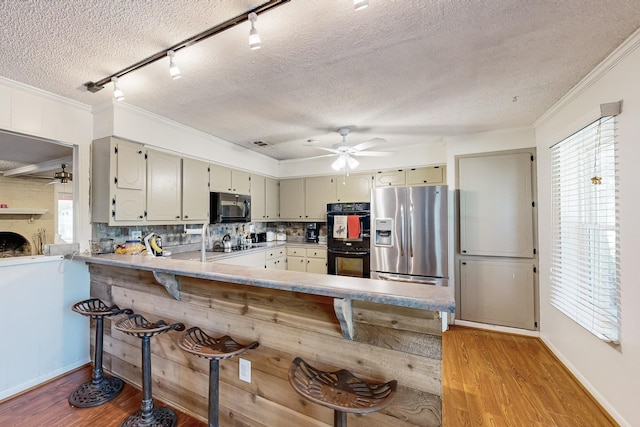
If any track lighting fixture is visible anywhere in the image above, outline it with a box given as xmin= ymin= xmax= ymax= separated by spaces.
xmin=248 ymin=12 xmax=261 ymax=50
xmin=167 ymin=50 xmax=181 ymax=80
xmin=354 ymin=0 xmax=369 ymax=11
xmin=83 ymin=0 xmax=290 ymax=94
xmin=111 ymin=77 xmax=124 ymax=101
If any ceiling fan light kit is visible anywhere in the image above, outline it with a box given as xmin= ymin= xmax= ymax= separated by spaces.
xmin=303 ymin=127 xmax=392 ymax=172
xmin=52 ymin=164 xmax=73 ymax=184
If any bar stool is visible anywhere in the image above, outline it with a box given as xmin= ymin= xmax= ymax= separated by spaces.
xmin=288 ymin=357 xmax=397 ymax=427
xmin=68 ymin=298 xmax=133 ymax=408
xmin=178 ymin=327 xmax=258 ymax=427
xmin=114 ymin=314 xmax=185 ymax=427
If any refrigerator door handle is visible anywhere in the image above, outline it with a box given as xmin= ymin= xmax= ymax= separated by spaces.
xmin=409 ymin=202 xmax=413 ymax=258
xmin=400 ymin=204 xmax=405 ymax=257
xmin=376 ymin=273 xmax=440 ymax=285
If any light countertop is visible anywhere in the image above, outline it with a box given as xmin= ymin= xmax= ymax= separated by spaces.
xmin=72 ymin=250 xmax=455 ymax=314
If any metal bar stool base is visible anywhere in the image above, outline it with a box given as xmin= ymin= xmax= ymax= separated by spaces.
xmin=120 ymin=407 xmax=177 ymax=427
xmin=68 ymin=376 xmax=124 ymax=408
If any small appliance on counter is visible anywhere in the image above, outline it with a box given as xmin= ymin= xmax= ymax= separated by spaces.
xmin=306 ymin=223 xmax=319 ymax=243
xmin=143 ymin=232 xmax=163 ymax=256
xmin=266 ymin=231 xmax=276 ymax=242
xmin=276 ymin=231 xmax=287 ymax=241
xmin=251 ymin=232 xmax=267 ymax=243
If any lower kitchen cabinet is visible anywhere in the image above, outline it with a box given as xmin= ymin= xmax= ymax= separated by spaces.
xmin=459 ymin=258 xmax=536 ymax=330
xmin=287 ymin=247 xmax=327 ymax=274
xmin=266 ymin=247 xmax=286 ymax=270
xmin=305 ymin=247 xmax=327 ymax=274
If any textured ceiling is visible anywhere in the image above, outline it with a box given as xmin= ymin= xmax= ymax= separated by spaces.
xmin=1 ymin=0 xmax=639 ymax=162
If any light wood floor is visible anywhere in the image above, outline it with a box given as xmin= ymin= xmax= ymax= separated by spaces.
xmin=442 ymin=326 xmax=617 ymax=427
xmin=0 ymin=326 xmax=617 ymax=426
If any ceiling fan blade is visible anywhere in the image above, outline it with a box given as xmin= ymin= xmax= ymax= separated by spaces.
xmin=351 ymin=150 xmax=394 ymax=157
xmin=307 ymin=146 xmax=341 ymax=154
xmin=350 ymin=137 xmax=387 ymax=152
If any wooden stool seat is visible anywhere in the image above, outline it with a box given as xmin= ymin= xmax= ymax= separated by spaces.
xmin=68 ymin=298 xmax=132 ymax=408
xmin=288 ymin=357 xmax=397 ymax=427
xmin=178 ymin=327 xmax=258 ymax=427
xmin=114 ymin=314 xmax=185 ymax=427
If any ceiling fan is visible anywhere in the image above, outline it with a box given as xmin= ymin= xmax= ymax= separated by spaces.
xmin=304 ymin=128 xmax=393 ymax=172
xmin=46 ymin=164 xmax=73 ymax=184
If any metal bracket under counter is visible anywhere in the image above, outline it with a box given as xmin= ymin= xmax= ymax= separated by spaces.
xmin=333 ymin=298 xmax=354 ymax=340
xmin=152 ymin=271 xmax=181 ymax=300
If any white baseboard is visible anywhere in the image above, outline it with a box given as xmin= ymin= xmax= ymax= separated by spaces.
xmin=0 ymin=357 xmax=90 ymax=402
xmin=453 ymin=319 xmax=540 ymax=337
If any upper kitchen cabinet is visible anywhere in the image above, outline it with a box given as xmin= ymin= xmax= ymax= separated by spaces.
xmin=374 ymin=169 xmax=405 ymax=187
xmin=146 ymin=149 xmax=181 ymax=222
xmin=280 ymin=177 xmax=336 ymax=221
xmin=374 ymin=166 xmax=445 ymax=187
xmin=458 ymin=151 xmax=535 ymax=257
xmin=251 ymin=174 xmax=266 ymax=221
xmin=181 ymin=158 xmax=210 ymax=222
xmin=265 ymin=177 xmax=279 ymax=220
xmin=210 ymin=164 xmax=250 ymax=195
xmin=251 ymin=175 xmax=279 ymax=221
xmin=92 ymin=137 xmax=146 ymax=224
xmin=406 ymin=166 xmax=445 ymax=186
xmin=279 ymin=178 xmax=305 ymax=220
xmin=335 ymin=173 xmax=373 ymax=202
xmin=305 ymin=176 xmax=337 ymax=221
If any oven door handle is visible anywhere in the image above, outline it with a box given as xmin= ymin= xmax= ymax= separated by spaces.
xmin=328 ymin=249 xmax=370 ymax=256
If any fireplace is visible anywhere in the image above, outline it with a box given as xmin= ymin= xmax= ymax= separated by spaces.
xmin=0 ymin=232 xmax=32 ymax=257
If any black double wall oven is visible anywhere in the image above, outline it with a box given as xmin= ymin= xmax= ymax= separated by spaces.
xmin=326 ymin=202 xmax=370 ymax=278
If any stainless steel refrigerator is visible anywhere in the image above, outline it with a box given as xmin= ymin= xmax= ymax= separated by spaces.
xmin=370 ymin=186 xmax=448 ymax=285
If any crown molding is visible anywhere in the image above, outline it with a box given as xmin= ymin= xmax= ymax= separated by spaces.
xmin=0 ymin=76 xmax=92 ymax=112
xmin=534 ymin=27 xmax=640 ymax=128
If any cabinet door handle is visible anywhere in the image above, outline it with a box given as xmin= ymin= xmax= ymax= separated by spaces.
xmin=184 ymin=215 xmax=189 ymax=219
xmin=176 ymin=215 xmax=180 ymax=219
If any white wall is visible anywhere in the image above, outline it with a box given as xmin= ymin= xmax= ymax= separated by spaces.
xmin=93 ymin=102 xmax=280 ymax=177
xmin=0 ymin=257 xmax=90 ymax=400
xmin=0 ymin=77 xmax=93 ymax=251
xmin=535 ymin=31 xmax=640 ymax=427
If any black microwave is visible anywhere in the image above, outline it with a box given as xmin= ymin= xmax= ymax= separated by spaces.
xmin=210 ymin=192 xmax=251 ymax=223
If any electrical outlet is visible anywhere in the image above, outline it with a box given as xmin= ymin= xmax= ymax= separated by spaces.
xmin=132 ymin=231 xmax=142 ymax=241
xmin=239 ymin=358 xmax=251 ymax=383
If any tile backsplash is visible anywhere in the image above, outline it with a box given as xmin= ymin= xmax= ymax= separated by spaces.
xmin=92 ymin=221 xmax=327 ymax=248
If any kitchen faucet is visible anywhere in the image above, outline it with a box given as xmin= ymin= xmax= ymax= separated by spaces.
xmin=201 ymin=223 xmax=210 ymax=263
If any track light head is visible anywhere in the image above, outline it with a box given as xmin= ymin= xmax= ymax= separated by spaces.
xmin=111 ymin=77 xmax=124 ymax=101
xmin=167 ymin=50 xmax=182 ymax=80
xmin=248 ymin=12 xmax=261 ymax=50
xmin=354 ymin=0 xmax=369 ymax=10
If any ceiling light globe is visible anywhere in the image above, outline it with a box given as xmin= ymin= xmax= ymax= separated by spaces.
xmin=347 ymin=156 xmax=359 ymax=169
xmin=332 ymin=156 xmax=346 ymax=171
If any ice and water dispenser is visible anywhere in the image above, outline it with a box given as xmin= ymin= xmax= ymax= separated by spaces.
xmin=374 ymin=218 xmax=394 ymax=246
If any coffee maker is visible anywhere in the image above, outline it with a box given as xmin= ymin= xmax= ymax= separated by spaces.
xmin=305 ymin=223 xmax=319 ymax=243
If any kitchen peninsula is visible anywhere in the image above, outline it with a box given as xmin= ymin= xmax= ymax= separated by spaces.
xmin=74 ymin=252 xmax=454 ymax=427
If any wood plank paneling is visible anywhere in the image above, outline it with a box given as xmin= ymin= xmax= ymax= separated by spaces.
xmin=89 ymin=265 xmax=444 ymax=427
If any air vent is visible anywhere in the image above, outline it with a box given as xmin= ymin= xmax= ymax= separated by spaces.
xmin=251 ymin=140 xmax=270 ymax=147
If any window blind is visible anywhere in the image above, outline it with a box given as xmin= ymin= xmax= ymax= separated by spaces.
xmin=550 ymin=115 xmax=620 ymax=343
